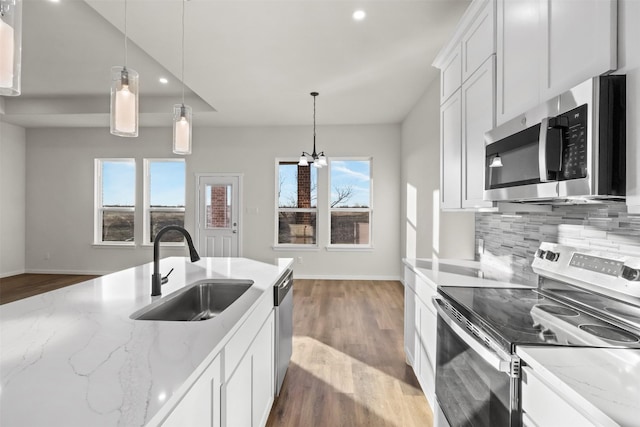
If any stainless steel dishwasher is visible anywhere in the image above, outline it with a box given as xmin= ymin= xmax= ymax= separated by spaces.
xmin=274 ymin=269 xmax=293 ymax=395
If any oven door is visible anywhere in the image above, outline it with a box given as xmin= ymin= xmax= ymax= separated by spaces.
xmin=433 ymin=297 xmax=520 ymax=427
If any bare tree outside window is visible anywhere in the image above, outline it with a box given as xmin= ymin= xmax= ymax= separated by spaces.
xmin=330 ymin=159 xmax=372 ymax=245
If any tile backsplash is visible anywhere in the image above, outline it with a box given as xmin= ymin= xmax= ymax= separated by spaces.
xmin=475 ymin=203 xmax=640 ymax=286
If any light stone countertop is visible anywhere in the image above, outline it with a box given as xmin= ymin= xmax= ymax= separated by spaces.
xmin=517 ymin=346 xmax=640 ymax=427
xmin=0 ymin=256 xmax=293 ymax=427
xmin=403 ymin=258 xmax=533 ymax=289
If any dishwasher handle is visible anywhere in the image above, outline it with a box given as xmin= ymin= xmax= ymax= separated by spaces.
xmin=432 ymin=296 xmax=512 ymax=374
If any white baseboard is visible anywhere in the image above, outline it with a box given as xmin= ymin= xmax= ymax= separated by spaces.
xmin=291 ymin=274 xmax=402 ymax=281
xmin=25 ymin=268 xmax=111 ymax=276
xmin=1 ymin=268 xmax=26 ymax=279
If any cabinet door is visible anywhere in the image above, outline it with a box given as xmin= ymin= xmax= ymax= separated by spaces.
xmin=462 ymin=55 xmax=495 ymax=209
xmin=404 ymin=283 xmax=416 ymax=366
xmin=225 ymin=352 xmax=252 ymax=427
xmin=224 ymin=311 xmax=275 ymax=427
xmin=496 ymin=0 xmax=542 ymax=125
xmin=252 ymin=313 xmax=275 ymax=427
xmin=541 ymin=0 xmax=617 ymax=100
xmin=440 ymin=44 xmax=462 ymax=104
xmin=440 ymin=89 xmax=462 ymax=210
xmin=416 ymin=301 xmax=436 ymax=408
xmin=521 ymin=366 xmax=596 ymax=427
xmin=461 ymin=0 xmax=495 ymax=82
xmin=162 ymin=354 xmax=222 ymax=427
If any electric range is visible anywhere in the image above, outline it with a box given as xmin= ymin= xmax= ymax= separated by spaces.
xmin=432 ymin=242 xmax=640 ymax=427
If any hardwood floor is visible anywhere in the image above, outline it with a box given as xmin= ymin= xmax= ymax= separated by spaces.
xmin=266 ymin=279 xmax=433 ymax=427
xmin=0 ymin=273 xmax=100 ymax=305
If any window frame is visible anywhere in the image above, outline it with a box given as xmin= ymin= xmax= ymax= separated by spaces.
xmin=274 ymin=158 xmax=319 ymax=249
xmin=93 ymin=158 xmax=136 ymax=246
xmin=142 ymin=158 xmax=186 ymax=247
xmin=327 ymin=157 xmax=373 ymax=250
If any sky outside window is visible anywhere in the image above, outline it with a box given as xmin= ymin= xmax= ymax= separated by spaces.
xmin=331 ymin=160 xmax=371 ymax=208
xmin=150 ymin=160 xmax=185 ymax=207
xmin=102 ymin=160 xmax=135 ymax=207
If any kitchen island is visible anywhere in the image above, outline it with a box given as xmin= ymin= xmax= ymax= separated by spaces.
xmin=0 ymin=256 xmax=293 ymax=427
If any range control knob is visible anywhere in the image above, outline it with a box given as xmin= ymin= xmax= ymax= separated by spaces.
xmin=622 ymin=266 xmax=640 ymax=281
xmin=544 ymin=251 xmax=560 ymax=262
xmin=535 ymin=249 xmax=546 ymax=259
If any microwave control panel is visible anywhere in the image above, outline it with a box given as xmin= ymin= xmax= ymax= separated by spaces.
xmin=558 ymin=104 xmax=588 ymax=180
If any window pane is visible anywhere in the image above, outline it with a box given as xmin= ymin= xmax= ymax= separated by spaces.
xmin=102 ymin=211 xmax=134 ymax=242
xmin=102 ymin=160 xmax=135 ymax=207
xmin=330 ymin=212 xmax=370 ymax=245
xmin=278 ymin=211 xmax=316 ymax=244
xmin=205 ymin=184 xmax=232 ymax=229
xmin=150 ymin=160 xmax=185 ymax=207
xmin=150 ymin=211 xmax=185 ymax=242
xmin=278 ymin=162 xmax=317 ymax=208
xmin=330 ymin=160 xmax=371 ymax=208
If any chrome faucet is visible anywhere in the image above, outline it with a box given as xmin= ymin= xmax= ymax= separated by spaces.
xmin=152 ymin=225 xmax=201 ymax=296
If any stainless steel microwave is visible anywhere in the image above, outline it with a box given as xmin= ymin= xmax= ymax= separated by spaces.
xmin=484 ymin=75 xmax=626 ymax=203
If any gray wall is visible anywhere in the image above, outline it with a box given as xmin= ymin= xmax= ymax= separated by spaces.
xmin=400 ymin=78 xmax=475 ymax=261
xmin=0 ymin=122 xmax=26 ymax=277
xmin=24 ymin=124 xmax=402 ymax=279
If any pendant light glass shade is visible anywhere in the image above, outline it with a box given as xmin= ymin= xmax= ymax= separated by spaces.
xmin=0 ymin=0 xmax=22 ymax=96
xmin=110 ymin=66 xmax=139 ymax=137
xmin=173 ymin=103 xmax=192 ymax=155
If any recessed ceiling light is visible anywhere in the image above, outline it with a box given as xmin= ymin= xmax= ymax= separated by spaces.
xmin=159 ymin=77 xmax=168 ymax=84
xmin=353 ymin=10 xmax=366 ymax=21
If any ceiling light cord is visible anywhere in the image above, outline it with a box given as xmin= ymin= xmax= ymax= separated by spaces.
xmin=181 ymin=0 xmax=185 ymax=105
xmin=124 ymin=0 xmax=128 ymax=67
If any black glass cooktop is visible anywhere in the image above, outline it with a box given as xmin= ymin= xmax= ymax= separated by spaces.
xmin=438 ymin=286 xmax=640 ymax=352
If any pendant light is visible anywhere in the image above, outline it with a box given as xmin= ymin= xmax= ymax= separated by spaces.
xmin=0 ymin=0 xmax=22 ymax=96
xmin=173 ymin=0 xmax=192 ymax=155
xmin=110 ymin=0 xmax=139 ymax=137
xmin=298 ymin=92 xmax=327 ymax=168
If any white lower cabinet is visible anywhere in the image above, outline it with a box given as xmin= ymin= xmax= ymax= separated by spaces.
xmin=158 ymin=294 xmax=275 ymax=427
xmin=404 ymin=266 xmax=438 ymax=408
xmin=521 ymin=366 xmax=595 ymax=427
xmin=161 ymin=354 xmax=222 ymax=427
xmin=224 ymin=310 xmax=275 ymax=427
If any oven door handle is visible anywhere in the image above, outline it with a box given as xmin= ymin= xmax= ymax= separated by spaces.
xmin=432 ymin=296 xmax=512 ymax=374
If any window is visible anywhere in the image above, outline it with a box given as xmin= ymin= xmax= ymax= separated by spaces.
xmin=329 ymin=158 xmax=372 ymax=246
xmin=94 ymin=159 xmax=136 ymax=244
xmin=144 ymin=159 xmax=186 ymax=244
xmin=276 ymin=161 xmax=317 ymax=245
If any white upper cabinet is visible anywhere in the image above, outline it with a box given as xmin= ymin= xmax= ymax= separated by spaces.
xmin=434 ymin=0 xmax=496 ymax=211
xmin=440 ymin=89 xmax=463 ymax=210
xmin=461 ymin=0 xmax=496 ymax=82
xmin=497 ymin=0 xmax=617 ymax=125
xmin=440 ymin=44 xmax=462 ymax=104
xmin=462 ymin=56 xmax=495 ymax=209
xmin=496 ymin=0 xmax=542 ymax=125
xmin=541 ymin=0 xmax=617 ymax=100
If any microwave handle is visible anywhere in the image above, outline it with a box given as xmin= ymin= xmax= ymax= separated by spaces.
xmin=538 ymin=117 xmax=551 ymax=182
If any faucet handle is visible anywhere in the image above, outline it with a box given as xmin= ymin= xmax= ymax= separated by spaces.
xmin=161 ymin=268 xmax=174 ymax=285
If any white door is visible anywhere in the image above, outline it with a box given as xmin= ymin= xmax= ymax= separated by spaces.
xmin=197 ymin=175 xmax=241 ymax=257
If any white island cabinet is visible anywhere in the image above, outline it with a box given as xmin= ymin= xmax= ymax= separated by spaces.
xmin=0 ymin=257 xmax=293 ymax=427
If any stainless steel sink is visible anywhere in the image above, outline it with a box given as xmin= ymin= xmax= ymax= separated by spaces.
xmin=131 ymin=279 xmax=254 ymax=321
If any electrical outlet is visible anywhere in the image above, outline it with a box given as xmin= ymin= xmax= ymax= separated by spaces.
xmin=297 ymin=256 xmax=303 ymax=264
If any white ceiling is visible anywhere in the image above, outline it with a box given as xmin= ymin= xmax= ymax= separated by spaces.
xmin=2 ymin=0 xmax=470 ymax=128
